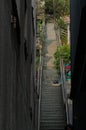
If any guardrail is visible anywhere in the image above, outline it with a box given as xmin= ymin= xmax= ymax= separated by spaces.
xmin=60 ymin=59 xmax=72 ymax=125
xmin=37 ymin=54 xmax=43 ymax=130
xmin=60 ymin=59 xmax=67 ymax=104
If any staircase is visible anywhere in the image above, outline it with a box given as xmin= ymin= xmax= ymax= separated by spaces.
xmin=40 ymin=68 xmax=66 ymax=130
xmin=40 ymin=23 xmax=66 ymax=130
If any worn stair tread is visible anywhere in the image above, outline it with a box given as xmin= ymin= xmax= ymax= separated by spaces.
xmin=40 ymin=26 xmax=66 ymax=130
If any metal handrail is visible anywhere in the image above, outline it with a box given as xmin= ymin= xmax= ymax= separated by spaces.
xmin=60 ymin=59 xmax=67 ymax=104
xmin=60 ymin=59 xmax=72 ymax=125
xmin=38 ymin=54 xmax=43 ymax=130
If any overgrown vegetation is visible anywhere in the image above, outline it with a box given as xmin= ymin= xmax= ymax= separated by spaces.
xmin=45 ymin=0 xmax=70 ymax=44
xmin=45 ymin=0 xmax=70 ymax=74
xmin=54 ymin=44 xmax=70 ymax=74
xmin=45 ymin=0 xmax=70 ymax=18
xmin=45 ymin=0 xmax=53 ymax=15
xmin=37 ymin=0 xmax=70 ymax=75
xmin=57 ymin=17 xmax=68 ymax=45
xmin=36 ymin=19 xmax=45 ymax=71
xmin=54 ymin=0 xmax=70 ymax=18
xmin=37 ymin=19 xmax=45 ymax=44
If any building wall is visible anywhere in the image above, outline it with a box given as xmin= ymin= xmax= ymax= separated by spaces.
xmin=71 ymin=0 xmax=82 ymax=72
xmin=70 ymin=0 xmax=86 ymax=130
xmin=0 ymin=0 xmax=37 ymax=130
xmin=70 ymin=0 xmax=86 ymax=72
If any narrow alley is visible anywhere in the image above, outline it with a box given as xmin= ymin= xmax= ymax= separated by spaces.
xmin=1 ymin=1 xmax=86 ymax=130
xmin=40 ymin=23 xmax=66 ymax=130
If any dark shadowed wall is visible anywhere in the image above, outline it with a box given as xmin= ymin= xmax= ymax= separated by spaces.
xmin=0 ymin=0 xmax=37 ymax=130
xmin=70 ymin=0 xmax=86 ymax=130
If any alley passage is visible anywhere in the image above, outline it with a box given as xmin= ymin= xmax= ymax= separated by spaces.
xmin=40 ymin=23 xmax=66 ymax=130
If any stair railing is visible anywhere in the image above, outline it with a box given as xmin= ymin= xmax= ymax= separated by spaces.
xmin=37 ymin=51 xmax=43 ymax=130
xmin=60 ymin=59 xmax=72 ymax=125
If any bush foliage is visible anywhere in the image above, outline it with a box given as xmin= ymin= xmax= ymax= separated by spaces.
xmin=54 ymin=44 xmax=70 ymax=74
xmin=45 ymin=0 xmax=70 ymax=18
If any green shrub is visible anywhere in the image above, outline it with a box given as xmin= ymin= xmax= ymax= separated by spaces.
xmin=54 ymin=44 xmax=70 ymax=74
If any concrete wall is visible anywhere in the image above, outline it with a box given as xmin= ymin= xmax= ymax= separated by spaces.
xmin=0 ymin=0 xmax=37 ymax=130
xmin=70 ymin=0 xmax=86 ymax=130
xmin=70 ymin=0 xmax=86 ymax=72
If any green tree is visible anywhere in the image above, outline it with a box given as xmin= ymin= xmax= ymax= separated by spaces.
xmin=55 ymin=0 xmax=70 ymax=18
xmin=45 ymin=0 xmax=53 ymax=14
xmin=45 ymin=0 xmax=70 ymax=18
